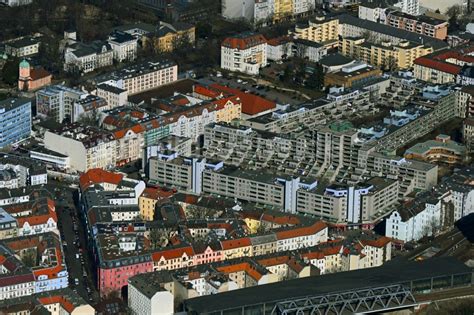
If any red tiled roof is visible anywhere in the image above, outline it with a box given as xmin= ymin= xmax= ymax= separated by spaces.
xmin=79 ymin=168 xmax=123 ymax=191
xmin=216 ymin=262 xmax=263 ymax=281
xmin=220 ymin=237 xmax=252 ymax=250
xmin=360 ymin=237 xmax=392 ymax=248
xmin=38 ymin=296 xmax=75 ymax=313
xmin=193 ymin=85 xmax=223 ymax=99
xmin=151 ymin=246 xmax=194 ymax=261
xmin=414 ymin=57 xmax=461 ymax=75
xmin=29 ymin=67 xmax=51 ymax=81
xmin=210 ymin=84 xmax=275 ymax=115
xmin=222 ymin=34 xmax=267 ymax=50
xmin=141 ymin=187 xmax=174 ymax=200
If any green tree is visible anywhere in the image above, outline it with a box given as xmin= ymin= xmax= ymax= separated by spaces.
xmin=306 ymin=63 xmax=324 ymax=90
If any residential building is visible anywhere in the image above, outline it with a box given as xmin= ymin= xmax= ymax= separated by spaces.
xmin=146 ymin=21 xmax=195 ymax=52
xmin=96 ymin=83 xmax=128 ymax=109
xmin=0 ymin=98 xmax=32 ymax=148
xmin=324 ymin=62 xmax=383 ymax=88
xmin=221 ymin=33 xmax=268 ymax=75
xmin=128 ymin=273 xmax=174 ymax=315
xmin=292 ymin=39 xmax=327 ymax=62
xmin=273 ymin=0 xmax=293 ymax=19
xmin=413 ymin=44 xmax=474 ymax=84
xmin=394 ymin=0 xmax=419 ymax=15
xmin=97 ymin=60 xmax=178 ymax=95
xmin=437 ymin=166 xmax=474 ymax=221
xmin=0 ymin=154 xmax=47 ymax=188
xmin=266 ymin=36 xmax=292 ymax=61
xmin=0 ymin=207 xmax=18 ymax=240
xmin=455 ymin=85 xmax=474 ymax=119
xmin=385 ymin=193 xmax=442 ymax=242
xmin=404 ymin=134 xmax=468 ymax=164
xmin=464 ymin=117 xmax=474 ymax=152
xmin=108 ymin=31 xmax=138 ymax=62
xmin=72 ymin=95 xmax=109 ymax=123
xmin=4 ymin=36 xmax=40 ymax=57
xmin=43 ymin=124 xmax=116 ymax=172
xmin=358 ymin=0 xmax=393 ymax=22
xmin=290 ymin=16 xmax=339 ymax=44
xmin=340 ymin=37 xmax=433 ymax=70
xmin=386 ymin=11 xmax=448 ymax=40
xmin=17 ymin=59 xmax=52 ymax=91
xmin=338 ymin=14 xmax=448 ymax=52
xmin=457 ymin=66 xmax=474 ymax=86
xmin=255 ymin=0 xmax=274 ymax=24
xmin=138 ymin=187 xmax=175 ymax=221
xmin=36 ymin=85 xmax=87 ymax=123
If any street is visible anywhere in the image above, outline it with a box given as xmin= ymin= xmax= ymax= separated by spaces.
xmin=49 ymin=181 xmax=100 ymax=304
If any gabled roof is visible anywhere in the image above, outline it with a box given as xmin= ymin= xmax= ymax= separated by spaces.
xmin=151 ymin=246 xmax=194 ymax=261
xmin=275 ymin=222 xmax=327 ymax=240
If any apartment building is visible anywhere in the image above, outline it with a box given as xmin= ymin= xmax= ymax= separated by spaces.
xmin=4 ymin=36 xmax=40 ymax=57
xmin=338 ymin=14 xmax=447 ymax=52
xmin=464 ymin=117 xmax=474 ymax=153
xmin=386 ymin=11 xmax=448 ymax=40
xmin=0 ymin=98 xmax=31 ymax=148
xmin=413 ymin=45 xmax=474 ymax=84
xmin=340 ymin=37 xmax=432 ymax=70
xmin=97 ymin=60 xmax=178 ymax=95
xmin=96 ymin=83 xmax=128 ymax=109
xmin=43 ymin=124 xmax=116 ymax=172
xmin=274 ymin=0 xmax=293 ymax=19
xmin=72 ymin=95 xmax=109 ymax=123
xmin=36 ymin=85 xmax=87 ymax=123
xmin=297 ymin=177 xmax=399 ymax=224
xmin=221 ymin=33 xmax=268 ymax=75
xmin=385 ymin=193 xmax=442 ymax=242
xmin=290 ymin=16 xmax=339 ymax=44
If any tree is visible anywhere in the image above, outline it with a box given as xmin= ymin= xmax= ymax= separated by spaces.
xmin=148 ymin=228 xmax=169 ymax=250
xmin=1 ymin=57 xmax=19 ymax=86
xmin=306 ymin=63 xmax=324 ymax=90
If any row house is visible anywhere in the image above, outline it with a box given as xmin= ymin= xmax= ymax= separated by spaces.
xmin=152 ymin=246 xmax=194 ymax=271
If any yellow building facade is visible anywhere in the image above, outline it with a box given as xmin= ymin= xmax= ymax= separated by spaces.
xmin=340 ymin=37 xmax=433 ymax=70
xmin=291 ymin=16 xmax=339 ymax=43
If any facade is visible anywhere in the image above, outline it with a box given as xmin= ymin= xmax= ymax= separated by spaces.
xmin=108 ymin=31 xmax=138 ymax=62
xmin=18 ymin=59 xmax=52 ymax=91
xmin=64 ymin=41 xmax=113 ymax=73
xmin=4 ymin=36 xmax=40 ymax=57
xmin=413 ymin=45 xmax=474 ymax=84
xmin=266 ymin=36 xmax=292 ymax=61
xmin=0 ymin=98 xmax=32 ymax=148
xmin=290 ymin=16 xmax=339 ymax=44
xmin=385 ymin=194 xmax=442 ymax=242
xmin=340 ymin=37 xmax=432 ymax=70
xmin=292 ymin=39 xmax=327 ymax=62
xmin=36 ymin=85 xmax=87 ymax=123
xmin=221 ymin=33 xmax=268 ymax=75
xmin=464 ymin=117 xmax=474 ymax=153
xmin=95 ymin=83 xmax=128 ymax=109
xmin=97 ymin=60 xmax=178 ymax=95
xmin=147 ymin=21 xmax=195 ymax=52
xmin=386 ymin=11 xmax=448 ymax=40
xmin=43 ymin=124 xmax=116 ymax=172
xmin=73 ymin=95 xmax=109 ymax=123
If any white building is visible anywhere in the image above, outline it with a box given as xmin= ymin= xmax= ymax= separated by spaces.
xmin=385 ymin=195 xmax=441 ymax=242
xmin=4 ymin=36 xmax=40 ymax=57
xmin=36 ymin=85 xmax=88 ymax=123
xmin=108 ymin=31 xmax=138 ymax=62
xmin=358 ymin=2 xmax=388 ymax=22
xmin=222 ymin=0 xmax=256 ymax=21
xmin=64 ymin=42 xmax=113 ymax=74
xmin=128 ymin=276 xmax=174 ymax=315
xmin=0 ymin=0 xmax=33 ymax=5
xmin=221 ymin=33 xmax=268 ymax=75
xmin=96 ymin=83 xmax=128 ymax=109
xmin=293 ymin=0 xmax=315 ymax=15
xmin=43 ymin=124 xmax=116 ymax=172
xmin=255 ymin=0 xmax=274 ymax=24
xmin=266 ymin=36 xmax=292 ymax=61
xmin=394 ymin=0 xmax=419 ymax=16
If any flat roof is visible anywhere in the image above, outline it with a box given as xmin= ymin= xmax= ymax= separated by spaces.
xmin=185 ymin=257 xmax=472 ymax=313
